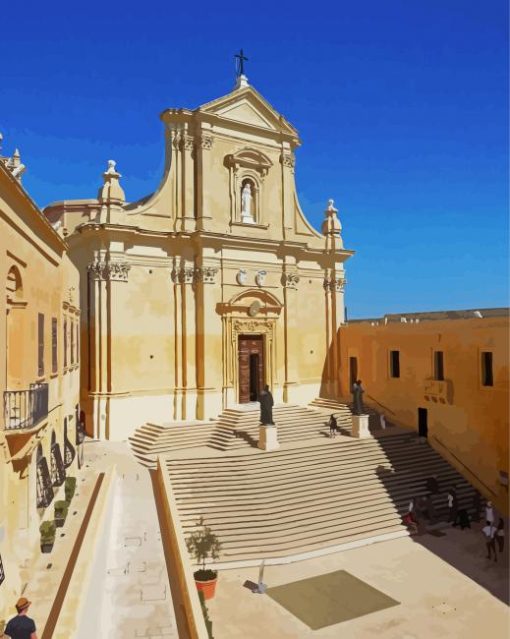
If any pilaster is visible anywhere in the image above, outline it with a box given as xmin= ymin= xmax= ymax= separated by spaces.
xmin=282 ymin=264 xmax=300 ymax=402
xmin=280 ymin=143 xmax=296 ymax=240
xmin=87 ymin=253 xmax=131 ymax=439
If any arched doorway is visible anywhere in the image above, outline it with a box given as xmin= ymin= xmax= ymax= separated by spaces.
xmin=218 ymin=289 xmax=283 ymax=408
xmin=36 ymin=443 xmax=53 ymax=508
xmin=6 ymin=265 xmax=26 ymax=390
xmin=238 ymin=335 xmax=264 ymax=402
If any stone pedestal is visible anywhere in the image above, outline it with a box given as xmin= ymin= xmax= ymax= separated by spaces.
xmin=258 ymin=424 xmax=280 ymax=451
xmin=352 ymin=414 xmax=371 ymax=439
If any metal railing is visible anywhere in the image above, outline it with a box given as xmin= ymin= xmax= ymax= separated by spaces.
xmin=3 ymin=383 xmax=49 ymax=430
xmin=365 ymin=394 xmax=397 ymax=416
xmin=432 ymin=435 xmax=497 ymax=497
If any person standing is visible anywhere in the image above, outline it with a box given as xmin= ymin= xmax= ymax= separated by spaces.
xmin=351 ymin=379 xmax=364 ymax=415
xmin=3 ymin=597 xmax=37 ymax=639
xmin=482 ymin=521 xmax=498 ymax=562
xmin=328 ymin=414 xmax=338 ymax=438
xmin=496 ymin=518 xmax=505 ymax=553
xmin=447 ymin=489 xmax=458 ymax=523
xmin=485 ymin=500 xmax=495 ymax=525
xmin=403 ymin=498 xmax=418 ymax=533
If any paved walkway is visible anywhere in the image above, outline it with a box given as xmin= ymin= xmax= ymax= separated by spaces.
xmin=76 ymin=442 xmax=178 ymax=639
xmin=208 ymin=526 xmax=509 ymax=638
xmin=14 ymin=441 xmax=177 ymax=639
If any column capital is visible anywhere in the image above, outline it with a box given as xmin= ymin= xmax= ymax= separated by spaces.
xmin=281 ymin=273 xmax=300 ymax=289
xmin=88 ymin=259 xmax=130 ymax=282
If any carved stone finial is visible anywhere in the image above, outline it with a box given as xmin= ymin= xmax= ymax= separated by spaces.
xmin=98 ymin=159 xmax=125 ymax=203
xmin=327 ymin=198 xmax=337 ymax=213
xmin=106 ymin=160 xmax=118 ymax=175
xmin=321 ymin=198 xmax=342 ymax=238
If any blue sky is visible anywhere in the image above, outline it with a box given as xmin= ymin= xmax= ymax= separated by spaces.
xmin=1 ymin=0 xmax=508 ymax=317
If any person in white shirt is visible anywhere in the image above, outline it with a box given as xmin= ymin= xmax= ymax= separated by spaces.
xmin=485 ymin=501 xmax=495 ymax=525
xmin=482 ymin=521 xmax=497 ymax=561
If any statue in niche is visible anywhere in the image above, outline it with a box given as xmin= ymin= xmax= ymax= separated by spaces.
xmin=241 ymin=181 xmax=255 ymax=223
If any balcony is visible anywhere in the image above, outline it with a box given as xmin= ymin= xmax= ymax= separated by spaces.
xmin=423 ymin=379 xmax=453 ymax=404
xmin=3 ymin=383 xmax=49 ymax=430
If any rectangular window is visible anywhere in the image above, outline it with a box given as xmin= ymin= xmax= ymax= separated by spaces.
xmin=434 ymin=351 xmax=444 ymax=381
xmin=51 ymin=317 xmax=58 ymax=374
xmin=64 ymin=318 xmax=67 ymax=369
xmin=481 ymin=352 xmax=493 ymax=386
xmin=38 ymin=313 xmax=45 ymax=377
xmin=71 ymin=321 xmax=75 ymax=365
xmin=390 ymin=350 xmax=400 ymax=378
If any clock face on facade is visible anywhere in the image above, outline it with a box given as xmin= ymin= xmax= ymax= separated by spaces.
xmin=248 ymin=300 xmax=262 ymax=317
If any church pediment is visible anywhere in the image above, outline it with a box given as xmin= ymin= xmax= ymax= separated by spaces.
xmin=199 ymin=86 xmax=298 ymax=137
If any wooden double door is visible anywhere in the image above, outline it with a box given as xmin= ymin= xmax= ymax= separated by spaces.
xmin=238 ymin=335 xmax=265 ymax=403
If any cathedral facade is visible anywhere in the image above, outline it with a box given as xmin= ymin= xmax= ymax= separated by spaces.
xmin=45 ymin=76 xmax=353 ymax=440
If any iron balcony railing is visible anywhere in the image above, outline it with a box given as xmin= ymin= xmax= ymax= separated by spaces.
xmin=0 ymin=551 xmax=5 ymax=586
xmin=3 ymin=383 xmax=49 ymax=430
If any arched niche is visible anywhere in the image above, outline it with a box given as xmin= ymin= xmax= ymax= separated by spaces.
xmin=224 ymin=148 xmax=273 ymax=227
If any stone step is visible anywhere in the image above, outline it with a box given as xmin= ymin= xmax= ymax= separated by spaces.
xmin=159 ymin=423 xmax=483 ymax=562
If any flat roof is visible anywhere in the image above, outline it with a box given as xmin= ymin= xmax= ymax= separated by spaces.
xmin=348 ymin=307 xmax=509 ymax=324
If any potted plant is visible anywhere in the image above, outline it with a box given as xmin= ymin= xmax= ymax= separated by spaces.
xmin=54 ymin=500 xmax=68 ymax=528
xmin=186 ymin=517 xmax=222 ymax=600
xmin=65 ymin=476 xmax=76 ymax=503
xmin=40 ymin=521 xmax=56 ymax=553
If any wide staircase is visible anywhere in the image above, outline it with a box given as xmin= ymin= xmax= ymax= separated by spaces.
xmin=129 ymin=403 xmax=362 ymax=468
xmin=162 ymin=433 xmax=483 ymax=565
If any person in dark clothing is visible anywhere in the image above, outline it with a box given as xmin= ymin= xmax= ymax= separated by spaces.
xmin=4 ymin=597 xmax=37 ymax=639
xmin=328 ymin=414 xmax=338 ymax=438
xmin=447 ymin=489 xmax=458 ymax=523
xmin=471 ymin=493 xmax=481 ymax=523
xmin=453 ymin=509 xmax=471 ymax=530
xmin=426 ymin=476 xmax=439 ymax=494
xmin=482 ymin=521 xmax=497 ymax=561
xmin=496 ymin=518 xmax=505 ymax=553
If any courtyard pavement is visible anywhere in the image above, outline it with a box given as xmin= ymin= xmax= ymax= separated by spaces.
xmin=14 ymin=439 xmax=508 ymax=638
xmin=208 ymin=524 xmax=509 ymax=638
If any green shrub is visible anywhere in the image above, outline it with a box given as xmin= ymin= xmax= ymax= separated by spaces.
xmin=54 ymin=500 xmax=68 ymax=519
xmin=186 ymin=517 xmax=222 ymax=574
xmin=40 ymin=521 xmax=56 ymax=542
xmin=65 ymin=476 xmax=77 ymax=502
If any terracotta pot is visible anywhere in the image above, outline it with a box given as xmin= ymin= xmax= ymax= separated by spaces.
xmin=195 ymin=576 xmax=218 ymax=600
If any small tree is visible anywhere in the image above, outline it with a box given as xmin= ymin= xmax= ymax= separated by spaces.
xmin=186 ymin=517 xmax=222 ymax=581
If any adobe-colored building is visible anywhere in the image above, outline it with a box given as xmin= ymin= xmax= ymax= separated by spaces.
xmin=45 ymin=74 xmax=353 ymax=440
xmin=339 ymin=309 xmax=509 ymax=513
xmin=0 ymin=151 xmax=81 ymax=622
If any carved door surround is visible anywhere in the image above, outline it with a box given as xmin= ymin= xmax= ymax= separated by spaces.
xmin=219 ymin=289 xmax=282 ymax=407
